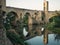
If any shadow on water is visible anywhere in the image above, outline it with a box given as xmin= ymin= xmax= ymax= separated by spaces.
xmin=23 ymin=25 xmax=60 ymax=45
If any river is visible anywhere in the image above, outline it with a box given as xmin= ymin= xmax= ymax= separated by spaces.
xmin=23 ymin=25 xmax=60 ymax=45
xmin=26 ymin=34 xmax=60 ymax=45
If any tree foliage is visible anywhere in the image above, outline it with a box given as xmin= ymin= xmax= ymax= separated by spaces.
xmin=49 ymin=16 xmax=60 ymax=27
xmin=23 ymin=14 xmax=28 ymax=25
xmin=3 ymin=12 xmax=28 ymax=45
xmin=46 ymin=11 xmax=60 ymax=34
xmin=23 ymin=13 xmax=30 ymax=26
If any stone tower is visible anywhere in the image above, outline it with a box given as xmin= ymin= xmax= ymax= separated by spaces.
xmin=0 ymin=0 xmax=6 ymax=45
xmin=43 ymin=0 xmax=49 ymax=23
xmin=44 ymin=0 xmax=48 ymax=12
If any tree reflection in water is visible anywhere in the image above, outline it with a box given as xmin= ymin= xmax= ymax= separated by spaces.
xmin=55 ymin=34 xmax=60 ymax=42
xmin=25 ymin=25 xmax=60 ymax=45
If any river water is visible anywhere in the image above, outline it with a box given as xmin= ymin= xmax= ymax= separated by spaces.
xmin=23 ymin=25 xmax=60 ymax=45
xmin=26 ymin=34 xmax=60 ymax=45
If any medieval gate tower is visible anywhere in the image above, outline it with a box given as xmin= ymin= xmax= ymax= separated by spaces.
xmin=43 ymin=0 xmax=49 ymax=23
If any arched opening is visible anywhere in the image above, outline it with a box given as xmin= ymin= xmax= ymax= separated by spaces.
xmin=7 ymin=11 xmax=18 ymax=21
xmin=49 ymin=16 xmax=60 ymax=27
xmin=3 ymin=11 xmax=18 ymax=30
xmin=8 ymin=11 xmax=18 ymax=17
xmin=48 ymin=15 xmax=60 ymax=34
xmin=23 ymin=12 xmax=30 ymax=25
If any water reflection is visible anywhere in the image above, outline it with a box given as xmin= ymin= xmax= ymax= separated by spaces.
xmin=55 ymin=34 xmax=60 ymax=42
xmin=23 ymin=27 xmax=28 ymax=36
xmin=24 ymin=25 xmax=60 ymax=45
xmin=43 ymin=30 xmax=48 ymax=45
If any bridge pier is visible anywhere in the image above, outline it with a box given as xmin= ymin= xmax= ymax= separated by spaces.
xmin=36 ymin=27 xmax=42 ymax=35
xmin=28 ymin=25 xmax=33 ymax=36
xmin=28 ymin=15 xmax=32 ymax=25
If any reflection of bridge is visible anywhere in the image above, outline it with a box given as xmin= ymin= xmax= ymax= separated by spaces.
xmin=24 ymin=25 xmax=52 ymax=40
xmin=23 ymin=25 xmax=43 ymax=40
xmin=24 ymin=25 xmax=51 ymax=45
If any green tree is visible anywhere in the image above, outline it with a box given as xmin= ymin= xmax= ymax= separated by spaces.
xmin=23 ymin=15 xmax=28 ymax=25
xmin=46 ymin=11 xmax=60 ymax=34
xmin=49 ymin=16 xmax=60 ymax=27
xmin=23 ymin=13 xmax=30 ymax=26
xmin=3 ymin=12 xmax=28 ymax=45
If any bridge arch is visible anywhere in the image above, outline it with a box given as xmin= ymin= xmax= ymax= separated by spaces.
xmin=24 ymin=12 xmax=30 ymax=17
xmin=49 ymin=15 xmax=60 ymax=22
xmin=7 ymin=11 xmax=18 ymax=17
xmin=47 ymin=13 xmax=58 ymax=22
xmin=23 ymin=12 xmax=31 ymax=25
xmin=6 ymin=11 xmax=18 ymax=20
xmin=5 ymin=11 xmax=19 ymax=25
xmin=49 ymin=15 xmax=60 ymax=27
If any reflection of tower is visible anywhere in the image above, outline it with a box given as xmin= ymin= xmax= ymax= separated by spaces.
xmin=43 ymin=30 xmax=48 ymax=45
xmin=43 ymin=0 xmax=49 ymax=23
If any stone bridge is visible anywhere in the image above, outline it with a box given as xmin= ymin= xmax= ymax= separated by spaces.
xmin=0 ymin=0 xmax=60 ymax=45
xmin=1 ymin=0 xmax=59 ymax=24
xmin=5 ymin=6 xmax=59 ymax=24
xmin=45 ymin=11 xmax=58 ymax=23
xmin=5 ymin=6 xmax=42 ymax=24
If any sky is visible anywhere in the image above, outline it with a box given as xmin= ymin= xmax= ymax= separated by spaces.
xmin=6 ymin=0 xmax=60 ymax=11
